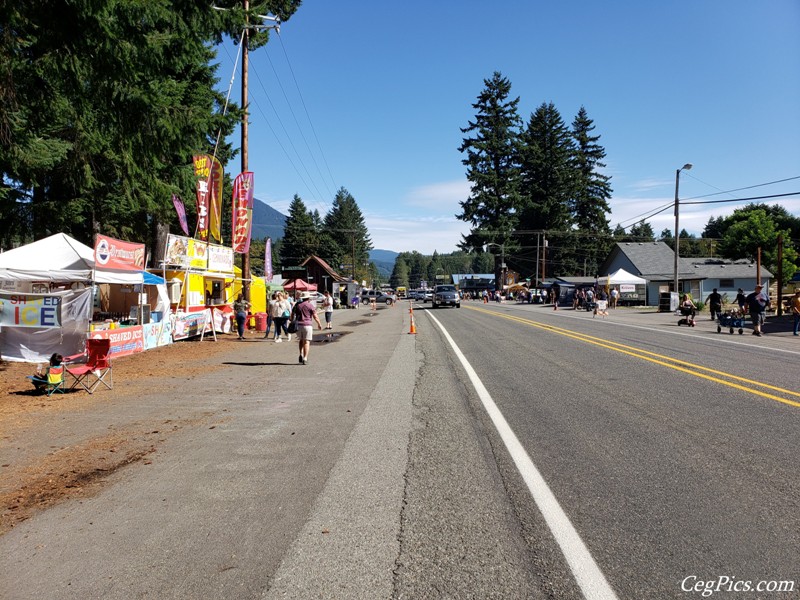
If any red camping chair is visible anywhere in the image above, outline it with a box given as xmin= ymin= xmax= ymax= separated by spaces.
xmin=66 ymin=338 xmax=113 ymax=394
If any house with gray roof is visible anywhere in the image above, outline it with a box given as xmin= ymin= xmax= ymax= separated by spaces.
xmin=599 ymin=242 xmax=772 ymax=306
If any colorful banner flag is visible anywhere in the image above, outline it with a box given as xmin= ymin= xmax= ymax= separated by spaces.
xmin=0 ymin=292 xmax=62 ymax=328
xmin=231 ymin=172 xmax=255 ymax=254
xmin=209 ymin=156 xmax=223 ymax=244
xmin=94 ymin=234 xmax=146 ymax=271
xmin=193 ymin=154 xmax=211 ymax=241
xmin=265 ymin=237 xmax=273 ymax=282
xmin=172 ymin=194 xmax=190 ymax=236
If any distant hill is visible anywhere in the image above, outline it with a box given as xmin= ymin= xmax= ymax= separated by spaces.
xmin=251 ymin=198 xmax=287 ymax=241
xmin=370 ymin=249 xmax=398 ymax=278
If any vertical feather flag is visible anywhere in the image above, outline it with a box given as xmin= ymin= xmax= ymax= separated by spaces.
xmin=172 ymin=194 xmax=190 ymax=236
xmin=265 ymin=237 xmax=273 ymax=282
xmin=209 ymin=156 xmax=223 ymax=243
xmin=192 ymin=154 xmax=211 ymax=241
xmin=231 ymin=172 xmax=255 ymax=254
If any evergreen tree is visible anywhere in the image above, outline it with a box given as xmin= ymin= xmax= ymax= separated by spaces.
xmin=390 ymin=259 xmax=410 ymax=289
xmin=324 ymin=187 xmax=372 ymax=281
xmin=281 ymin=195 xmax=315 ymax=267
xmin=456 ymin=71 xmax=522 ymax=253
xmin=628 ymin=221 xmax=656 ymax=241
xmin=571 ymin=106 xmax=613 ymax=277
xmin=517 ymin=102 xmax=576 ymax=276
xmin=0 ymin=1 xmax=300 ymax=255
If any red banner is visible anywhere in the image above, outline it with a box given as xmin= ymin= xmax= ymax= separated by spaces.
xmin=94 ymin=234 xmax=146 ymax=271
xmin=231 ymin=172 xmax=254 ymax=254
xmin=193 ymin=154 xmax=211 ymax=241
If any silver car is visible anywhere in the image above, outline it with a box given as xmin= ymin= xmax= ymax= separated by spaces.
xmin=432 ymin=284 xmax=460 ymax=308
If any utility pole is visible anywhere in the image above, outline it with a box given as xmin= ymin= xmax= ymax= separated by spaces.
xmin=239 ymin=4 xmax=279 ymax=301
xmin=241 ymin=0 xmax=251 ymax=301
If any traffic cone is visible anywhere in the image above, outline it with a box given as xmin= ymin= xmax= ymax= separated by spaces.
xmin=408 ymin=306 xmax=417 ymax=335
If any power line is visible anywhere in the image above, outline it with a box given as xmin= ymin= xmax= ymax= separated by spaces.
xmin=682 ymin=191 xmax=800 ymax=205
xmin=277 ymin=31 xmax=338 ymax=194
xmin=682 ymin=174 xmax=800 ymax=201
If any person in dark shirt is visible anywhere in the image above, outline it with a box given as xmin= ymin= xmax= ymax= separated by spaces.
xmin=745 ymin=284 xmax=769 ymax=336
xmin=707 ymin=288 xmax=722 ymax=321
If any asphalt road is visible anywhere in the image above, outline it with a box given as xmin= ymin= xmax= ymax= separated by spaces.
xmin=2 ymin=300 xmax=798 ymax=599
xmin=420 ymin=301 xmax=799 ymax=599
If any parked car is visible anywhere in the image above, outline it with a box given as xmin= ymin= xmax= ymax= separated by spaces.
xmin=432 ymin=284 xmax=460 ymax=308
xmin=361 ymin=289 xmax=394 ymax=305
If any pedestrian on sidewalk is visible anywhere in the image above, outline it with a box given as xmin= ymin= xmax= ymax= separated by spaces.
xmin=271 ymin=292 xmax=292 ymax=342
xmin=322 ymin=290 xmax=334 ymax=329
xmin=746 ymin=284 xmax=769 ymax=336
xmin=293 ymin=292 xmax=323 ymax=364
xmin=736 ymin=288 xmax=747 ymax=313
xmin=790 ymin=289 xmax=800 ymax=336
xmin=233 ymin=294 xmax=251 ymax=340
xmin=707 ymin=288 xmax=722 ymax=321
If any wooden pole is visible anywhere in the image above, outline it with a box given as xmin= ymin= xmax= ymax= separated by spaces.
xmin=241 ymin=0 xmax=251 ymax=301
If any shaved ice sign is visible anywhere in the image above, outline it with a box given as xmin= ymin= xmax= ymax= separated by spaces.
xmin=0 ymin=293 xmax=62 ymax=328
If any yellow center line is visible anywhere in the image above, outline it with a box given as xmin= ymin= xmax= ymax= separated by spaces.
xmin=465 ymin=305 xmax=800 ymax=408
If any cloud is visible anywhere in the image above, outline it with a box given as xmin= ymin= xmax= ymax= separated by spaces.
xmin=366 ymin=213 xmax=471 ymax=254
xmin=404 ymin=179 xmax=471 ymax=209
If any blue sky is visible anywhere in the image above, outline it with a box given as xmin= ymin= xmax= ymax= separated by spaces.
xmin=216 ymin=1 xmax=800 ymax=254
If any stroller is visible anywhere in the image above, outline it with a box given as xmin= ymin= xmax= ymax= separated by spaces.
xmin=717 ymin=308 xmax=746 ymax=335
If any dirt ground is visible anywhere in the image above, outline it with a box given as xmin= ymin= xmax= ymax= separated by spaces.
xmin=0 ymin=333 xmax=241 ymax=536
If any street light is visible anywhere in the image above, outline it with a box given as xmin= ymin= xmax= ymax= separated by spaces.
xmin=673 ymin=163 xmax=693 ymax=295
xmin=485 ymin=243 xmax=506 ymax=292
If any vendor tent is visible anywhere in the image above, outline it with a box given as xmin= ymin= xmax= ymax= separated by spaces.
xmin=282 ymin=278 xmax=317 ymax=292
xmin=0 ymin=234 xmax=169 ymax=362
xmin=607 ymin=268 xmax=646 ymax=285
xmin=0 ymin=233 xmax=141 ymax=285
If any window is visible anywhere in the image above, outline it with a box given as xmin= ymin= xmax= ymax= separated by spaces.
xmin=720 ymin=279 xmax=734 ymax=288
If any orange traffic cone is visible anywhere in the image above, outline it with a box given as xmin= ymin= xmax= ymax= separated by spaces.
xmin=408 ymin=306 xmax=417 ymax=335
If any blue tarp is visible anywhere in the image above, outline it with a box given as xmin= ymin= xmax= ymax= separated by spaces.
xmin=142 ymin=271 xmax=166 ymax=285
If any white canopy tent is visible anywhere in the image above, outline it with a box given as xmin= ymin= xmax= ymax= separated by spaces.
xmin=0 ymin=233 xmax=140 ymax=284
xmin=0 ymin=233 xmax=170 ymax=362
xmin=606 ymin=268 xmax=646 ymax=285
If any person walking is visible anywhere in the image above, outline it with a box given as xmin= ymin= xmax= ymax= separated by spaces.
xmin=292 ymin=292 xmax=323 ymax=364
xmin=790 ymin=289 xmax=800 ymax=336
xmin=233 ymin=294 xmax=251 ymax=340
xmin=264 ymin=292 xmax=277 ymax=339
xmin=736 ymin=288 xmax=747 ymax=314
xmin=271 ymin=292 xmax=292 ymax=342
xmin=610 ymin=287 xmax=619 ymax=309
xmin=707 ymin=288 xmax=722 ymax=321
xmin=322 ymin=290 xmax=334 ymax=329
xmin=746 ymin=284 xmax=770 ymax=336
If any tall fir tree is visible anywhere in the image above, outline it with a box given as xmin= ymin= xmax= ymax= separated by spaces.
xmin=281 ymin=195 xmax=316 ymax=267
xmin=323 ymin=187 xmax=372 ymax=281
xmin=571 ymin=106 xmax=613 ymax=277
xmin=456 ymin=71 xmax=522 ymax=254
xmin=517 ymin=102 xmax=576 ymax=277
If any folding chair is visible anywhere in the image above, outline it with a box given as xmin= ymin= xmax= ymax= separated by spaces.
xmin=66 ymin=338 xmax=113 ymax=394
xmin=27 ymin=365 xmax=66 ymax=396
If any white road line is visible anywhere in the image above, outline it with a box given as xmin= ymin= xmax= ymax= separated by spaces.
xmin=426 ymin=311 xmax=619 ymax=600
